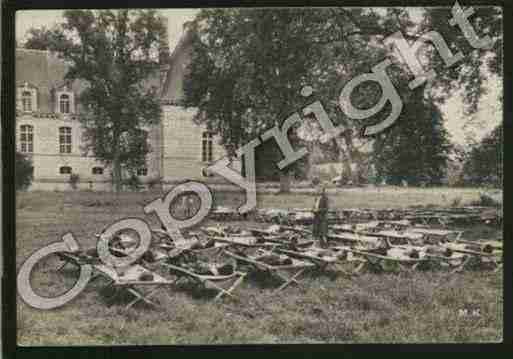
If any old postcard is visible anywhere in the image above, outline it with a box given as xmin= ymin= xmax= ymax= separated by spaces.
xmin=11 ymin=5 xmax=503 ymax=346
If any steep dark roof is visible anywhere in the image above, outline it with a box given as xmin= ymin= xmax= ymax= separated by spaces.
xmin=161 ymin=29 xmax=195 ymax=104
xmin=16 ymin=48 xmax=71 ymax=89
xmin=16 ymin=48 xmax=165 ymax=109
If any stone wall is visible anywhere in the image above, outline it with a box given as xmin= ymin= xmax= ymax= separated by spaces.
xmin=161 ymin=105 xmax=226 ymax=181
xmin=16 ymin=113 xmax=161 ymax=187
xmin=16 ymin=104 xmax=232 ymax=190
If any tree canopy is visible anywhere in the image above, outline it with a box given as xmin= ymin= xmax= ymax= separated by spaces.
xmin=183 ymin=8 xmax=418 ymax=184
xmin=183 ymin=9 xmax=326 ymax=148
xmin=460 ymin=124 xmax=502 ymax=187
xmin=23 ymin=26 xmax=68 ymax=51
xmin=372 ymin=90 xmax=452 ymax=186
xmin=420 ymin=6 xmax=502 ymax=115
xmin=183 ymin=6 xmax=501 ymax=186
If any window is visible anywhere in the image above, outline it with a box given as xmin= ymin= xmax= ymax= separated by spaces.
xmin=56 ymin=91 xmax=74 ymax=114
xmin=19 ymin=125 xmax=33 ymax=153
xmin=22 ymin=91 xmax=32 ymax=112
xmin=59 ymin=127 xmax=72 ymax=153
xmin=92 ymin=167 xmax=103 ymax=175
xmin=202 ymin=132 xmax=213 ymax=162
xmin=137 ymin=168 xmax=148 ymax=176
xmin=59 ymin=94 xmax=70 ymax=114
xmin=18 ymin=86 xmax=37 ymax=112
xmin=60 ymin=166 xmax=72 ymax=174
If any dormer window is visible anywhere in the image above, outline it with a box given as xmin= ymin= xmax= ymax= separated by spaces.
xmin=22 ymin=91 xmax=32 ymax=112
xmin=56 ymin=91 xmax=74 ymax=114
xmin=17 ymin=84 xmax=37 ymax=112
xmin=59 ymin=94 xmax=70 ymax=114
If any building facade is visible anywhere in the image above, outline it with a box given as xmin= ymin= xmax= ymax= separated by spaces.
xmin=15 ymin=31 xmax=225 ymax=191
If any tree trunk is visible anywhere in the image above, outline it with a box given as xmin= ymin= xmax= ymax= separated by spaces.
xmin=113 ymin=161 xmax=122 ymax=192
xmin=306 ymin=141 xmax=316 ymax=180
xmin=279 ymin=171 xmax=291 ymax=193
xmin=335 ymin=130 xmax=368 ymax=186
xmin=343 ymin=130 xmax=360 ymax=185
xmin=335 ymin=137 xmax=352 ymax=186
xmin=112 ymin=143 xmax=123 ymax=192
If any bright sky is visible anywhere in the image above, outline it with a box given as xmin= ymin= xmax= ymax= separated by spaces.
xmin=15 ymin=9 xmax=502 ymax=146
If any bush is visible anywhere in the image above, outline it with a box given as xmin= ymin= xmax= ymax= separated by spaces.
xmin=461 ymin=124 xmax=502 ymax=188
xmin=16 ymin=152 xmax=34 ymax=191
xmin=69 ymin=173 xmax=80 ymax=190
xmin=471 ymin=192 xmax=501 ymax=207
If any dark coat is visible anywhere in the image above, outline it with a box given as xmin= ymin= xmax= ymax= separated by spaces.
xmin=312 ymin=192 xmax=330 ymax=240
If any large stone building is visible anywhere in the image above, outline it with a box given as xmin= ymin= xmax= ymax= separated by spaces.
xmin=15 ymin=30 xmax=225 ymax=191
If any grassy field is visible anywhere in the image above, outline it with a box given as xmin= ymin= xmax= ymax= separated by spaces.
xmin=15 ymin=188 xmax=503 ymax=345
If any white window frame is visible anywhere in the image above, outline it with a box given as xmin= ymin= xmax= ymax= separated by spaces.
xmin=22 ymin=91 xmax=32 ymax=112
xmin=17 ymin=85 xmax=37 ymax=112
xmin=19 ymin=124 xmax=34 ymax=153
xmin=59 ymin=127 xmax=72 ymax=154
xmin=56 ymin=91 xmax=75 ymax=114
xmin=201 ymin=131 xmax=214 ymax=163
xmin=59 ymin=94 xmax=71 ymax=114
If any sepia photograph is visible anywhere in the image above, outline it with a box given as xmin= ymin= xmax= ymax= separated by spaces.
xmin=10 ymin=4 xmax=503 ymax=346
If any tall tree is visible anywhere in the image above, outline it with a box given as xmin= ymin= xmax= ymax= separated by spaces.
xmin=461 ymin=124 xmax=502 ymax=187
xmin=184 ymin=9 xmax=329 ymax=191
xmin=26 ymin=10 xmax=167 ymax=191
xmin=310 ymin=8 xmax=417 ymax=185
xmin=23 ymin=26 xmax=68 ymax=50
xmin=183 ymin=8 xmax=418 ymax=188
xmin=420 ymin=6 xmax=502 ymax=187
xmin=372 ymin=89 xmax=452 ymax=186
xmin=421 ymin=6 xmax=502 ymax=116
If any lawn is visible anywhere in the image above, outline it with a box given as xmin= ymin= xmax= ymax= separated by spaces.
xmin=15 ymin=188 xmax=503 ymax=345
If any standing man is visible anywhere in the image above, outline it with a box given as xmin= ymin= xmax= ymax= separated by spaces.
xmin=313 ymin=187 xmax=330 ymax=247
